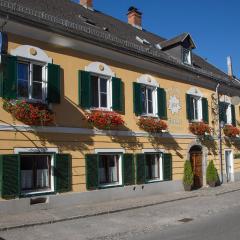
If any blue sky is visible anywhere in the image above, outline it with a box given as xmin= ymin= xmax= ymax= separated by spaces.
xmin=73 ymin=0 xmax=240 ymax=77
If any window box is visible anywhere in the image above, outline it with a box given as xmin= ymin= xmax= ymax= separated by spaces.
xmin=189 ymin=122 xmax=211 ymax=136
xmin=3 ymin=99 xmax=54 ymax=126
xmin=137 ymin=116 xmax=168 ymax=133
xmin=223 ymin=124 xmax=240 ymax=138
xmin=86 ymin=109 xmax=125 ymax=130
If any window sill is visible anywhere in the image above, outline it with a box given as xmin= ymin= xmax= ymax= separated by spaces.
xmin=99 ymin=183 xmax=122 ymax=189
xmin=140 ymin=114 xmax=158 ymax=118
xmin=145 ymin=179 xmax=161 ymax=184
xmin=20 ymin=190 xmax=54 ymax=198
xmin=87 ymin=108 xmax=112 ymax=112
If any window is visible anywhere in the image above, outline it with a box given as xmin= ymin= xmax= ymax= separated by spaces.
xmin=98 ymin=154 xmax=120 ymax=186
xmin=145 ymin=153 xmax=162 ymax=182
xmin=183 ymin=48 xmax=192 ymax=65
xmin=17 ymin=61 xmax=47 ymax=101
xmin=91 ymin=75 xmax=110 ymax=109
xmin=141 ymin=85 xmax=156 ymax=115
xmin=190 ymin=95 xmax=202 ymax=121
xmin=20 ymin=154 xmax=52 ymax=193
xmin=226 ymin=104 xmax=232 ymax=125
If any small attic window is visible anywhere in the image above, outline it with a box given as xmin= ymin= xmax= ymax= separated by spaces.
xmin=183 ymin=48 xmax=192 ymax=65
xmin=136 ymin=36 xmax=150 ymax=46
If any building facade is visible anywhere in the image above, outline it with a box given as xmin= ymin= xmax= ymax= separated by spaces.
xmin=0 ymin=0 xmax=240 ymax=201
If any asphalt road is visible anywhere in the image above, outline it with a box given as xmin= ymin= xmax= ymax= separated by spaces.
xmin=136 ymin=204 xmax=240 ymax=240
xmin=1 ymin=190 xmax=240 ymax=240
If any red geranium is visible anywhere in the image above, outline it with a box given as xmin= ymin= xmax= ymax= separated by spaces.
xmin=86 ymin=110 xmax=124 ymax=129
xmin=223 ymin=125 xmax=240 ymax=138
xmin=3 ymin=100 xmax=54 ymax=126
xmin=137 ymin=117 xmax=168 ymax=133
xmin=189 ymin=122 xmax=211 ymax=136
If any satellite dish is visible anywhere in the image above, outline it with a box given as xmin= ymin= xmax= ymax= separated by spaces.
xmin=231 ymin=96 xmax=240 ymax=105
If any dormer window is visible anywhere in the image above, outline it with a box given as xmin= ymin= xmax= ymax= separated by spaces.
xmin=183 ymin=48 xmax=192 ymax=65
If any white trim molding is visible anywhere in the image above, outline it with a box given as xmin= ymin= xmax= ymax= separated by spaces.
xmin=142 ymin=148 xmax=165 ymax=153
xmin=85 ymin=62 xmax=115 ymax=77
xmin=94 ymin=148 xmax=126 ymax=154
xmin=187 ymin=87 xmax=203 ymax=97
xmin=137 ymin=74 xmax=159 ymax=87
xmin=0 ymin=123 xmax=198 ymax=139
xmin=10 ymin=45 xmax=52 ymax=63
xmin=14 ymin=147 xmax=59 ymax=154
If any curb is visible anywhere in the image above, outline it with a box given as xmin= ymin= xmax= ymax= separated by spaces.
xmin=0 ymin=195 xmax=199 ymax=232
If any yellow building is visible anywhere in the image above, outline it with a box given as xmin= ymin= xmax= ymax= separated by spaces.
xmin=0 ymin=0 xmax=240 ymax=201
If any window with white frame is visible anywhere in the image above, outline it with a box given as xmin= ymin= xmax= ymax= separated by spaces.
xmin=98 ymin=154 xmax=122 ymax=186
xmin=183 ymin=48 xmax=192 ymax=65
xmin=145 ymin=153 xmax=162 ymax=182
xmin=190 ymin=95 xmax=202 ymax=121
xmin=226 ymin=103 xmax=232 ymax=125
xmin=141 ymin=85 xmax=157 ymax=116
xmin=20 ymin=154 xmax=53 ymax=193
xmin=17 ymin=60 xmax=47 ymax=101
xmin=91 ymin=75 xmax=111 ymax=109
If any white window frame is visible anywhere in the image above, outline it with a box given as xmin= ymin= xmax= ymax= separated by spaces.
xmin=17 ymin=58 xmax=48 ymax=103
xmin=94 ymin=149 xmax=123 ymax=188
xmin=141 ymin=84 xmax=158 ymax=117
xmin=226 ymin=103 xmax=232 ymax=125
xmin=191 ymin=95 xmax=203 ymax=122
xmin=144 ymin=152 xmax=163 ymax=183
xmin=183 ymin=48 xmax=192 ymax=65
xmin=14 ymin=147 xmax=58 ymax=196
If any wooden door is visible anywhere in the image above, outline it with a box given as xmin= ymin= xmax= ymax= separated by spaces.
xmin=190 ymin=152 xmax=203 ymax=188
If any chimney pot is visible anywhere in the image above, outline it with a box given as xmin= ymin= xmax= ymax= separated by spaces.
xmin=127 ymin=6 xmax=142 ymax=30
xmin=80 ymin=0 xmax=93 ymax=9
xmin=227 ymin=56 xmax=233 ymax=78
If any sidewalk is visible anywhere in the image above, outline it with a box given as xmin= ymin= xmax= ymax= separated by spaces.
xmin=1 ymin=182 xmax=240 ymax=232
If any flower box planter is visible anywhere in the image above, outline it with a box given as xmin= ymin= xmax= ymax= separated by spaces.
xmin=3 ymin=100 xmax=54 ymax=126
xmin=137 ymin=117 xmax=168 ymax=133
xmin=223 ymin=125 xmax=240 ymax=138
xmin=189 ymin=122 xmax=211 ymax=136
xmin=86 ymin=110 xmax=124 ymax=130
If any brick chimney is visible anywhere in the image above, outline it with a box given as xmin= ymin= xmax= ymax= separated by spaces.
xmin=80 ymin=0 xmax=93 ymax=9
xmin=127 ymin=7 xmax=142 ymax=30
xmin=227 ymin=56 xmax=233 ymax=78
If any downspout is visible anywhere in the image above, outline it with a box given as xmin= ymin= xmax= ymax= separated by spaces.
xmin=216 ymin=83 xmax=223 ymax=184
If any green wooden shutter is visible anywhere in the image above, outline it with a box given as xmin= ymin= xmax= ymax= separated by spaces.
xmin=3 ymin=55 xmax=17 ymax=99
xmin=219 ymin=102 xmax=227 ymax=124
xmin=231 ymin=104 xmax=236 ymax=126
xmin=112 ymin=77 xmax=123 ymax=112
xmin=0 ymin=154 xmax=20 ymax=199
xmin=163 ymin=153 xmax=172 ymax=181
xmin=47 ymin=63 xmax=61 ymax=103
xmin=133 ymin=82 xmax=143 ymax=115
xmin=157 ymin=87 xmax=167 ymax=119
xmin=122 ymin=154 xmax=135 ymax=185
xmin=202 ymin=97 xmax=209 ymax=123
xmin=186 ymin=94 xmax=193 ymax=121
xmin=136 ymin=154 xmax=145 ymax=184
xmin=85 ymin=154 xmax=98 ymax=190
xmin=78 ymin=70 xmax=91 ymax=109
xmin=55 ymin=154 xmax=71 ymax=193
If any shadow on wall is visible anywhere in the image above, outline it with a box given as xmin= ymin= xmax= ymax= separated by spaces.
xmin=199 ymin=136 xmax=218 ymax=156
xmin=148 ymin=133 xmax=183 ymax=158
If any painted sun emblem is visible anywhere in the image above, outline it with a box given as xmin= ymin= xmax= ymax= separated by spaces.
xmin=168 ymin=95 xmax=181 ymax=114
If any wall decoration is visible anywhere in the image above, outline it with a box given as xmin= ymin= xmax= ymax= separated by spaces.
xmin=168 ymin=95 xmax=181 ymax=114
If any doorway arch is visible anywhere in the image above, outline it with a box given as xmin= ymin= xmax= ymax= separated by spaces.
xmin=189 ymin=145 xmax=203 ymax=189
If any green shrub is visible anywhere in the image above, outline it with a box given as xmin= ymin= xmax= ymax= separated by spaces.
xmin=183 ymin=160 xmax=194 ymax=186
xmin=206 ymin=160 xmax=218 ymax=183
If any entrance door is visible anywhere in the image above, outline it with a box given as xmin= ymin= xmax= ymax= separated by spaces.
xmin=225 ymin=150 xmax=234 ymax=182
xmin=190 ymin=151 xmax=203 ymax=188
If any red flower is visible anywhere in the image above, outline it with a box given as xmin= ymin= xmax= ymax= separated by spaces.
xmin=137 ymin=117 xmax=168 ymax=133
xmin=3 ymin=100 xmax=54 ymax=126
xmin=189 ymin=122 xmax=211 ymax=136
xmin=223 ymin=125 xmax=240 ymax=137
xmin=86 ymin=110 xmax=124 ymax=129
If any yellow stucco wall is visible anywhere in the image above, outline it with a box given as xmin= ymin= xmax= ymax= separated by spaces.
xmin=1 ymin=33 xmax=240 ymax=193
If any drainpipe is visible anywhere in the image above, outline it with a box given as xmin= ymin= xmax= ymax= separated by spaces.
xmin=216 ymin=83 xmax=224 ymax=184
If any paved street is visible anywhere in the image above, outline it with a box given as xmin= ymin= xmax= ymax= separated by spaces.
xmin=1 ymin=189 xmax=240 ymax=240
